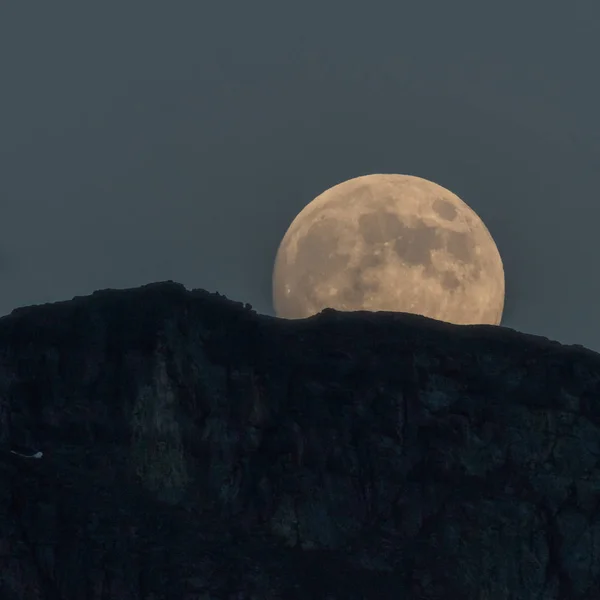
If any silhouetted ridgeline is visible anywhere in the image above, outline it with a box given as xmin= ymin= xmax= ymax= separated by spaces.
xmin=0 ymin=281 xmax=599 ymax=599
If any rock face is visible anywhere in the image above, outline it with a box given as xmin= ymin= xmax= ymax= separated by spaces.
xmin=0 ymin=281 xmax=600 ymax=599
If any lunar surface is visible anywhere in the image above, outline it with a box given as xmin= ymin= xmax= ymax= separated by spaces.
xmin=272 ymin=174 xmax=505 ymax=325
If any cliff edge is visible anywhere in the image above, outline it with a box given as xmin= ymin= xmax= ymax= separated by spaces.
xmin=0 ymin=281 xmax=599 ymax=599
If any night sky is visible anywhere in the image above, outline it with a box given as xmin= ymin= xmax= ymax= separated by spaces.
xmin=1 ymin=3 xmax=599 ymax=350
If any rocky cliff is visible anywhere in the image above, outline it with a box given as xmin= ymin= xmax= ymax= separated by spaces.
xmin=0 ymin=281 xmax=599 ymax=599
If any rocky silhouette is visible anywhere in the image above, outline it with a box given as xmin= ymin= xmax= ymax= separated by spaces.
xmin=0 ymin=281 xmax=599 ymax=599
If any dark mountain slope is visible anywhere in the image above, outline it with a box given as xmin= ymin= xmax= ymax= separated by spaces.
xmin=0 ymin=281 xmax=599 ymax=599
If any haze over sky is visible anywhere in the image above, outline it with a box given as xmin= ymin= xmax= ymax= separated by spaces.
xmin=1 ymin=3 xmax=599 ymax=349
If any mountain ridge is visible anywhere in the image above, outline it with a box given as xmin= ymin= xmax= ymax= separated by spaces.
xmin=0 ymin=281 xmax=599 ymax=599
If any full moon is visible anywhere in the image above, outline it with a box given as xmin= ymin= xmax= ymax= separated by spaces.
xmin=272 ymin=174 xmax=505 ymax=325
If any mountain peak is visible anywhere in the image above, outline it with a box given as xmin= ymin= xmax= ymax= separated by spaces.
xmin=1 ymin=282 xmax=599 ymax=598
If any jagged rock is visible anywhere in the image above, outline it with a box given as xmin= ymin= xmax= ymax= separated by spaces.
xmin=0 ymin=280 xmax=599 ymax=599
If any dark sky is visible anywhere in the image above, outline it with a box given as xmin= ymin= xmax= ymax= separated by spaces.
xmin=1 ymin=3 xmax=599 ymax=349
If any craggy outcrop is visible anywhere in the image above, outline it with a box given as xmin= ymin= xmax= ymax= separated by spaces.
xmin=0 ymin=281 xmax=599 ymax=599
